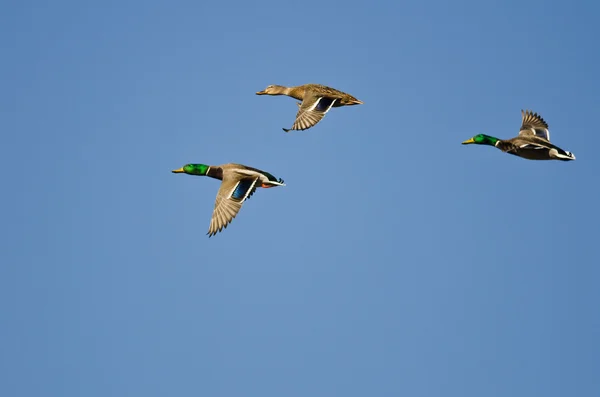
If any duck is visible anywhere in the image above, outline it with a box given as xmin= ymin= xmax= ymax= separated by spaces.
xmin=172 ymin=163 xmax=285 ymax=237
xmin=256 ymin=83 xmax=363 ymax=132
xmin=462 ymin=110 xmax=575 ymax=161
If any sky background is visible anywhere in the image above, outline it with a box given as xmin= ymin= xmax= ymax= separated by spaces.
xmin=2 ymin=0 xmax=599 ymax=396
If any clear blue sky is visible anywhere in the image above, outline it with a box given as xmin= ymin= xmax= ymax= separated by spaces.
xmin=2 ymin=0 xmax=599 ymax=396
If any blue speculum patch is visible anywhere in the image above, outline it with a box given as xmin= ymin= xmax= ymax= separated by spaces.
xmin=231 ymin=179 xmax=254 ymax=200
xmin=315 ymin=97 xmax=335 ymax=112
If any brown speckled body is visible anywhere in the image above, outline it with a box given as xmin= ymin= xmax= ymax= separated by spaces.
xmin=256 ymin=83 xmax=363 ymax=131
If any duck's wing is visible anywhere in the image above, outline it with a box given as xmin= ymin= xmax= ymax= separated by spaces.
xmin=519 ymin=110 xmax=551 ymax=141
xmin=506 ymin=135 xmax=568 ymax=153
xmin=283 ymin=94 xmax=337 ymax=132
xmin=508 ymin=138 xmax=575 ymax=160
xmin=207 ymin=174 xmax=258 ymax=237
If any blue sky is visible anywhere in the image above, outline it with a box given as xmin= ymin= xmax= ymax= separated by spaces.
xmin=2 ymin=0 xmax=599 ymax=396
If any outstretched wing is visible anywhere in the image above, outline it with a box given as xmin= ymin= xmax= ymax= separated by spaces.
xmin=283 ymin=95 xmax=337 ymax=132
xmin=208 ymin=175 xmax=258 ymax=237
xmin=519 ymin=110 xmax=550 ymax=141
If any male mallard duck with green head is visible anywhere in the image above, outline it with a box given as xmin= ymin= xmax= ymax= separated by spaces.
xmin=172 ymin=163 xmax=285 ymax=237
xmin=256 ymin=83 xmax=363 ymax=132
xmin=462 ymin=110 xmax=575 ymax=161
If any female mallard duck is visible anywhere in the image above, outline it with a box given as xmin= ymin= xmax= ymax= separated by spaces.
xmin=256 ymin=83 xmax=363 ymax=132
xmin=172 ymin=163 xmax=285 ymax=237
xmin=462 ymin=110 xmax=575 ymax=161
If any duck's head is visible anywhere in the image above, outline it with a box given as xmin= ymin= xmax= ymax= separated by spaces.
xmin=172 ymin=164 xmax=209 ymax=176
xmin=256 ymin=85 xmax=286 ymax=95
xmin=462 ymin=134 xmax=499 ymax=147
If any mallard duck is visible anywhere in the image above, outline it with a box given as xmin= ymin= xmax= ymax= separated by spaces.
xmin=256 ymin=83 xmax=363 ymax=132
xmin=462 ymin=110 xmax=576 ymax=161
xmin=172 ymin=163 xmax=285 ymax=237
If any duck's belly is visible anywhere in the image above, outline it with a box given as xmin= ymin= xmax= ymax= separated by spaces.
xmin=511 ymin=148 xmax=551 ymax=160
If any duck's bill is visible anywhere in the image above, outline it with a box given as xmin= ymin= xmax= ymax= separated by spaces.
xmin=256 ymin=90 xmax=266 ymax=95
xmin=462 ymin=138 xmax=475 ymax=144
xmin=172 ymin=168 xmax=185 ymax=173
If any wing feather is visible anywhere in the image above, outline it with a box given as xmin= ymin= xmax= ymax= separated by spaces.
xmin=207 ymin=176 xmax=258 ymax=237
xmin=283 ymin=96 xmax=337 ymax=132
xmin=519 ymin=110 xmax=551 ymax=141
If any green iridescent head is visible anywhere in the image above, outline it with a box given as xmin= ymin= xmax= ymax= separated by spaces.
xmin=462 ymin=134 xmax=499 ymax=147
xmin=172 ymin=163 xmax=209 ymax=176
